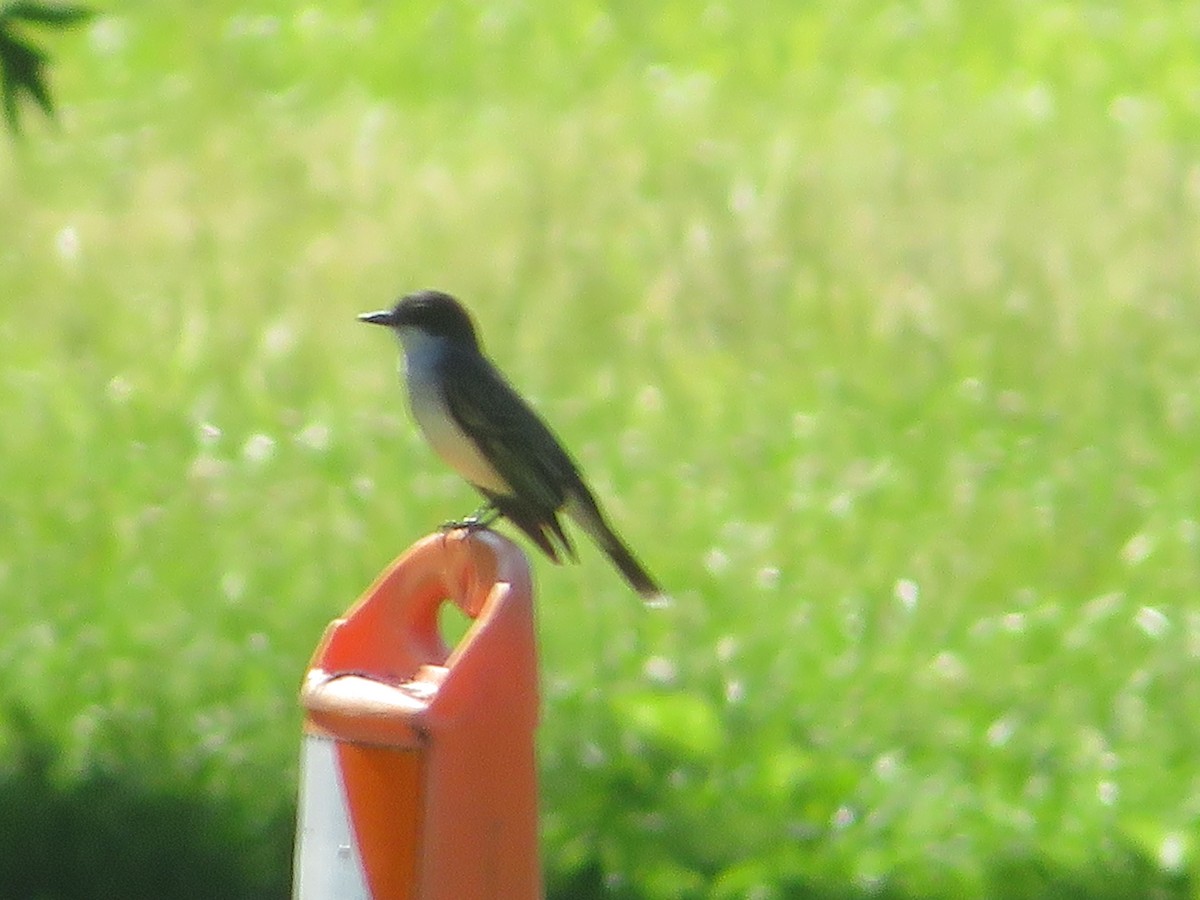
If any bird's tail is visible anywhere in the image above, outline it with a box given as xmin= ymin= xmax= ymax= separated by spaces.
xmin=564 ymin=489 xmax=666 ymax=603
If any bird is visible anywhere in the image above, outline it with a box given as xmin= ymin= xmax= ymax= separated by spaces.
xmin=359 ymin=289 xmax=665 ymax=602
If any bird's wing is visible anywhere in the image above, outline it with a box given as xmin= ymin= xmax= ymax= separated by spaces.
xmin=440 ymin=348 xmax=581 ymax=557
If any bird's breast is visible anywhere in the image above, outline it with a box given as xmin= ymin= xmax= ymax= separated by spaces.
xmin=404 ymin=361 xmax=512 ymax=495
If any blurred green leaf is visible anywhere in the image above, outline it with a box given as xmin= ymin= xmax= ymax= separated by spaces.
xmin=638 ymin=858 xmax=706 ymax=899
xmin=1119 ymin=817 xmax=1192 ymax=875
xmin=611 ymin=691 xmax=723 ymax=761
xmin=710 ymin=861 xmax=787 ymax=900
xmin=752 ymin=747 xmax=820 ymax=798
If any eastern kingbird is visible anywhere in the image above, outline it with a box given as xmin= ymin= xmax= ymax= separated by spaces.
xmin=359 ymin=290 xmax=664 ymax=601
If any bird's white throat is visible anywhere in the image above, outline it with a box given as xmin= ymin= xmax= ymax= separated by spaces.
xmin=395 ymin=325 xmax=444 ymax=370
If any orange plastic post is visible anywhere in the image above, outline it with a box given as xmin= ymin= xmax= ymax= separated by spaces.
xmin=292 ymin=529 xmax=541 ymax=900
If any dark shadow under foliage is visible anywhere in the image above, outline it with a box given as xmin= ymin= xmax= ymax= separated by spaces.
xmin=0 ymin=708 xmax=292 ymax=900
xmin=546 ymin=855 xmax=1192 ymax=900
xmin=0 ymin=704 xmax=1193 ymax=899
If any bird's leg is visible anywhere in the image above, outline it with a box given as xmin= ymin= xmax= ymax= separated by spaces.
xmin=440 ymin=502 xmax=500 ymax=532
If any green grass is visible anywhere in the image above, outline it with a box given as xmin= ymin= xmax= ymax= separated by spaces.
xmin=4 ymin=1 xmax=1200 ymax=896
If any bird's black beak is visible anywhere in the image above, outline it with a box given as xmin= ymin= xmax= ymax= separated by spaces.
xmin=358 ymin=310 xmax=396 ymax=326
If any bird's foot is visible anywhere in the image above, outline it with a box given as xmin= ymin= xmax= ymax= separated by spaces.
xmin=440 ymin=504 xmax=499 ymax=533
xmin=439 ymin=516 xmax=487 ymax=532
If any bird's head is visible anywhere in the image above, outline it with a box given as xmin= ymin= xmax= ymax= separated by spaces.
xmin=358 ymin=290 xmax=480 ymax=350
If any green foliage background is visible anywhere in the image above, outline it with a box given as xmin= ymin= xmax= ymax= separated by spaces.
xmin=4 ymin=2 xmax=1200 ymax=897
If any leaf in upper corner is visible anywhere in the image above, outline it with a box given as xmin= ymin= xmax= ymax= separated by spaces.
xmin=2 ymin=2 xmax=94 ymax=27
xmin=0 ymin=3 xmax=93 ymax=131
xmin=0 ymin=28 xmax=51 ymax=130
